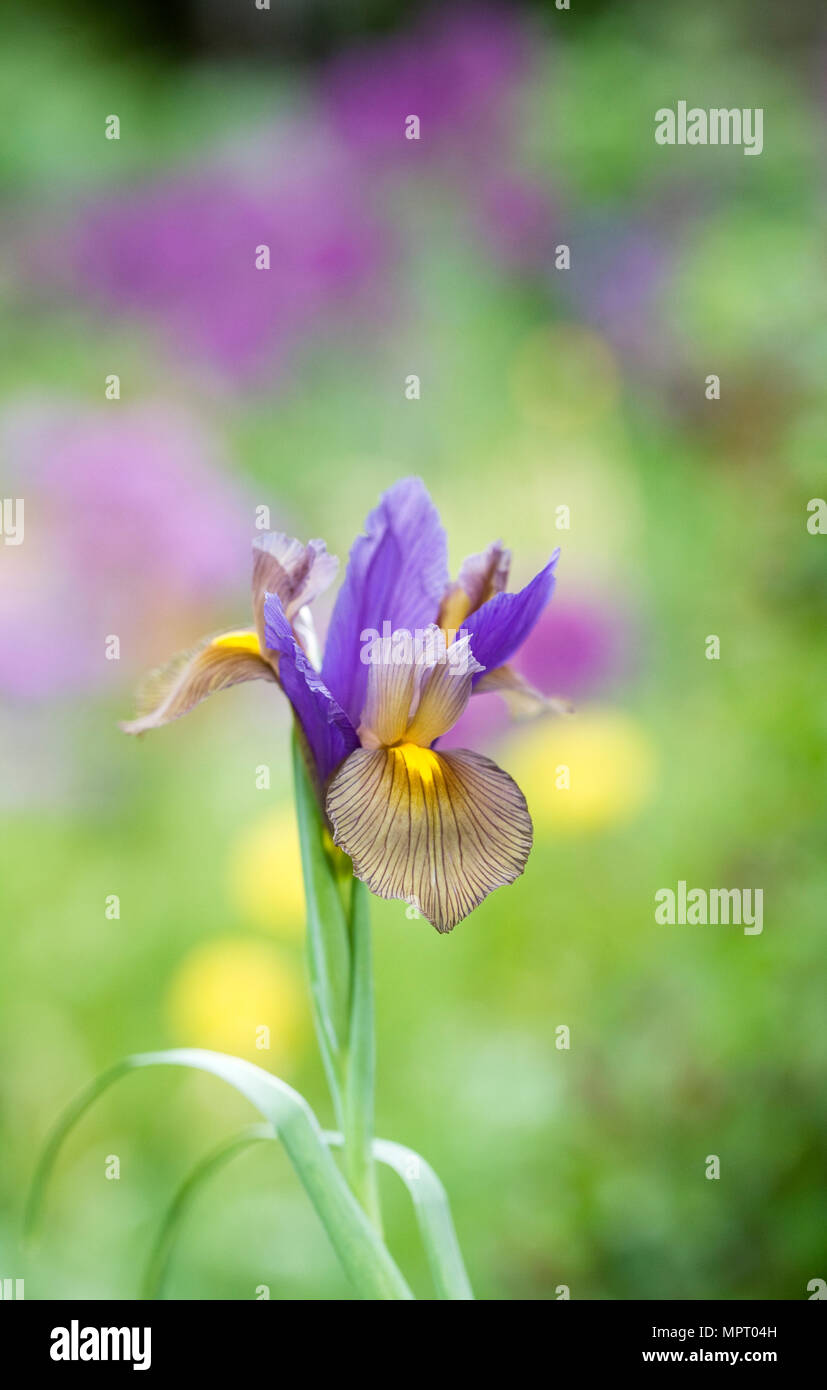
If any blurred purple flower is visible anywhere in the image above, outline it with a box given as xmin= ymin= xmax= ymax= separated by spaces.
xmin=514 ymin=597 xmax=631 ymax=701
xmin=0 ymin=402 xmax=252 ymax=698
xmin=322 ymin=6 xmax=529 ymax=161
xmin=65 ymin=153 xmax=386 ymax=380
xmin=36 ymin=10 xmax=552 ymax=381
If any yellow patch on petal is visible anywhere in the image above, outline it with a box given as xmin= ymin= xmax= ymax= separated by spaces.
xmin=439 ymin=542 xmax=511 ymax=635
xmin=210 ymin=630 xmax=263 ymax=654
xmin=121 ymin=629 xmax=275 ymax=734
xmin=391 ymin=742 xmax=438 ymax=780
xmin=326 ymin=743 xmax=533 ymax=933
xmin=438 ymin=587 xmax=473 ymax=635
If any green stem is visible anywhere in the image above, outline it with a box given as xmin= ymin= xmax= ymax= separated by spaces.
xmin=291 ymin=731 xmax=349 ymax=1131
xmin=343 ymin=878 xmax=382 ymax=1229
xmin=291 ymin=728 xmax=382 ymax=1227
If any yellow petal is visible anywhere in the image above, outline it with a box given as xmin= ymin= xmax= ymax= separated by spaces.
xmin=326 ymin=743 xmax=533 ymax=933
xmin=121 ymin=629 xmax=275 ymax=734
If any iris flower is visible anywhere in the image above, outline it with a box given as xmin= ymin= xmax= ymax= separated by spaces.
xmin=123 ymin=479 xmax=560 ymax=932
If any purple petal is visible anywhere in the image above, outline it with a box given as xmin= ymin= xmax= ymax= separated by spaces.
xmin=467 ymin=552 xmax=560 ymax=680
xmin=321 ymin=477 xmax=449 ymax=725
xmin=264 ymin=594 xmax=358 ymax=782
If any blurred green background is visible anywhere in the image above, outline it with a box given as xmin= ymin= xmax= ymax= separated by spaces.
xmin=1 ymin=0 xmax=825 ymax=1299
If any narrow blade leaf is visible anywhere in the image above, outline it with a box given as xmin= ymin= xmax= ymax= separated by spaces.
xmin=326 ymin=1132 xmax=474 ymax=1300
xmin=142 ymin=1122 xmax=474 ymax=1302
xmin=27 ymin=1049 xmax=413 ymax=1301
xmin=372 ymin=1137 xmax=474 ymax=1300
xmin=142 ymin=1124 xmax=273 ymax=1300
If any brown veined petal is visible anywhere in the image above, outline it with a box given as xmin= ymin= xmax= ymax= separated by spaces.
xmin=121 ymin=629 xmax=276 ymax=735
xmin=403 ymin=635 xmax=483 ymax=746
xmin=326 ymin=743 xmax=533 ymax=933
xmin=476 ymin=664 xmax=574 ymax=719
xmin=252 ymin=532 xmax=338 ymax=650
xmin=438 ymin=541 xmax=511 ymax=635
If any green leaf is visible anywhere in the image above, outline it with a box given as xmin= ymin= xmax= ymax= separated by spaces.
xmin=143 ymin=1123 xmax=474 ymax=1302
xmin=291 ymin=729 xmax=351 ymax=1128
xmin=370 ymin=1138 xmax=474 ymax=1301
xmin=328 ymin=1133 xmax=474 ymax=1301
xmin=142 ymin=1124 xmax=273 ymax=1300
xmin=26 ymin=1049 xmax=413 ymax=1301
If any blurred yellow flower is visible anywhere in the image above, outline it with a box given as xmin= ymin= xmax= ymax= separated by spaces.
xmin=226 ymin=807 xmax=305 ymax=937
xmin=166 ymin=938 xmax=305 ymax=1064
xmin=503 ymin=707 xmax=657 ymax=833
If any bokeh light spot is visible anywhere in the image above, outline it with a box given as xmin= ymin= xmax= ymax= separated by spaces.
xmin=504 ymin=707 xmax=657 ymax=834
xmin=166 ymin=937 xmax=305 ymax=1064
xmin=226 ymin=807 xmax=306 ymax=937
